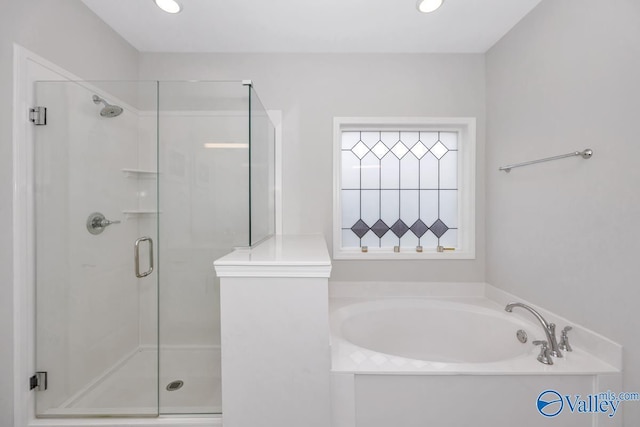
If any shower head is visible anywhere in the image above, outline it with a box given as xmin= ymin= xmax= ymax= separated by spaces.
xmin=92 ymin=94 xmax=123 ymax=118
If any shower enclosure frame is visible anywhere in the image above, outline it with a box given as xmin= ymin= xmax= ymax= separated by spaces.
xmin=12 ymin=45 xmax=282 ymax=427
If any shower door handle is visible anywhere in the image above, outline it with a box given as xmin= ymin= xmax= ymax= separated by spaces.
xmin=134 ymin=236 xmax=154 ymax=278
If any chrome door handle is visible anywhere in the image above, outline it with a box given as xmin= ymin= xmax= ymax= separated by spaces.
xmin=134 ymin=236 xmax=154 ymax=278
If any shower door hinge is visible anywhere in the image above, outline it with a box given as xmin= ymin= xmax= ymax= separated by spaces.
xmin=30 ymin=371 xmax=47 ymax=391
xmin=29 ymin=106 xmax=47 ymax=125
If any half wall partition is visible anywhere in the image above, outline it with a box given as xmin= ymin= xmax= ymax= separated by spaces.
xmin=33 ymin=80 xmax=275 ymax=417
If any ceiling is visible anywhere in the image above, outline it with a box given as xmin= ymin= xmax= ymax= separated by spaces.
xmin=81 ymin=0 xmax=542 ymax=53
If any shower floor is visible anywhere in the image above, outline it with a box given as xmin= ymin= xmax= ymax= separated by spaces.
xmin=53 ymin=347 xmax=221 ymax=415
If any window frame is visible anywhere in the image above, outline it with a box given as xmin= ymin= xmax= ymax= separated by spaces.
xmin=332 ymin=117 xmax=476 ymax=260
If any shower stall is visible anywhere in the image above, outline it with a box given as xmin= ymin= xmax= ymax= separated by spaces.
xmin=32 ymin=80 xmax=275 ymax=417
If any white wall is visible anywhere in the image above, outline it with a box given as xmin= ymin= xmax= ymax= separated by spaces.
xmin=139 ymin=53 xmax=487 ymax=283
xmin=486 ymin=0 xmax=640 ymax=424
xmin=1 ymin=0 xmax=138 ymax=424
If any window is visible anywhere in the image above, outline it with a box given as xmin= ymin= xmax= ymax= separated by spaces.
xmin=333 ymin=117 xmax=476 ymax=259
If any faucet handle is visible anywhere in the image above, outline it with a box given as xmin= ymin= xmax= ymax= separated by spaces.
xmin=559 ymin=326 xmax=573 ymax=352
xmin=533 ymin=340 xmax=554 ymax=365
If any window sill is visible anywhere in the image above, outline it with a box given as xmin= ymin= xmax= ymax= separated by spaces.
xmin=333 ymin=249 xmax=475 ymax=260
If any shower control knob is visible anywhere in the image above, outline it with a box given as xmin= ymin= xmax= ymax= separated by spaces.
xmin=86 ymin=212 xmax=121 ymax=235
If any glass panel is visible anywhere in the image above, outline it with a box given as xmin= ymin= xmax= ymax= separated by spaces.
xmin=421 ymin=230 xmax=439 ymax=248
xmin=439 ymin=151 xmax=458 ymax=189
xmin=360 ymin=131 xmax=379 ymax=149
xmin=419 ymin=154 xmax=438 ymax=189
xmin=439 ymin=190 xmax=458 ymax=228
xmin=360 ymin=152 xmax=380 ymax=190
xmin=360 ymin=230 xmax=379 ymax=248
xmin=421 ymin=131 xmax=439 ymax=149
xmin=400 ymin=190 xmax=419 ymax=228
xmin=439 ymin=228 xmax=458 ymax=248
xmin=419 ymin=190 xmax=439 ymax=226
xmin=341 ymin=131 xmax=360 ymax=150
xmin=341 ymin=150 xmax=360 ymax=189
xmin=342 ymin=229 xmax=360 ymax=248
xmin=380 ymin=189 xmax=399 ymax=226
xmin=401 ymin=131 xmax=420 ymax=148
xmin=440 ymin=131 xmax=458 ymax=150
xmin=380 ymin=154 xmax=399 ymax=189
xmin=249 ymin=86 xmax=276 ymax=245
xmin=380 ymin=232 xmax=397 ymax=248
xmin=400 ymin=155 xmax=419 ymax=189
xmin=399 ymin=233 xmax=419 ymax=249
xmin=380 ymin=131 xmax=399 ymax=148
xmin=361 ymin=190 xmax=380 ymax=227
xmin=157 ymin=81 xmax=249 ymax=414
xmin=341 ymin=190 xmax=360 ymax=229
xmin=34 ymin=80 xmax=159 ymax=417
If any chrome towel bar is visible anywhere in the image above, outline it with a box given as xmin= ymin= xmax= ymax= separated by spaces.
xmin=499 ymin=148 xmax=593 ymax=173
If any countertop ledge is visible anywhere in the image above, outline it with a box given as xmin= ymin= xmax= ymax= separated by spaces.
xmin=214 ymin=235 xmax=332 ymax=278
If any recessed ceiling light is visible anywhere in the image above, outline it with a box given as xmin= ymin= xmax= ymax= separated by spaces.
xmin=154 ymin=0 xmax=182 ymax=14
xmin=417 ymin=0 xmax=444 ymax=13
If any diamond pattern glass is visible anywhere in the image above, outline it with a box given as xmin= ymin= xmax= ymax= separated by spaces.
xmin=351 ymin=140 xmax=370 ymax=159
xmin=390 ymin=220 xmax=410 ymax=238
xmin=351 ymin=219 xmax=369 ymax=239
xmin=430 ymin=141 xmax=449 ymax=160
xmin=371 ymin=219 xmax=390 ymax=238
xmin=410 ymin=219 xmax=429 ymax=238
xmin=391 ymin=141 xmax=409 ymax=159
xmin=410 ymin=141 xmax=429 ymax=159
xmin=341 ymin=130 xmax=458 ymax=250
xmin=430 ymin=219 xmax=449 ymax=238
xmin=371 ymin=141 xmax=390 ymax=159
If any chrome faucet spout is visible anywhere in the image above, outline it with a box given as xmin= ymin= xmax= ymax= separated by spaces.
xmin=505 ymin=302 xmax=562 ymax=358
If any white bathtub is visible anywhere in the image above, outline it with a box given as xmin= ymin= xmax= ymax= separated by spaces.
xmin=335 ymin=298 xmax=537 ymax=365
xmin=331 ymin=297 xmax=617 ymax=374
xmin=329 ymin=287 xmax=623 ymax=427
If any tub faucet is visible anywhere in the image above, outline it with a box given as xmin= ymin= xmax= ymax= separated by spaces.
xmin=505 ymin=302 xmax=562 ymax=358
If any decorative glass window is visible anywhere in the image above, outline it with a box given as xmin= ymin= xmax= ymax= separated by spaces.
xmin=333 ymin=117 xmax=475 ymax=259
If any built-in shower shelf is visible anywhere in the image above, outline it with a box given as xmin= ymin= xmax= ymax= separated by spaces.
xmin=122 ymin=210 xmax=158 ymax=218
xmin=121 ymin=169 xmax=157 ymax=178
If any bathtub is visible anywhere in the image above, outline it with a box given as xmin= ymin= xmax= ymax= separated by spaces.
xmin=331 ymin=297 xmax=617 ymax=374
xmin=334 ymin=298 xmax=540 ymax=368
xmin=329 ymin=285 xmax=622 ymax=427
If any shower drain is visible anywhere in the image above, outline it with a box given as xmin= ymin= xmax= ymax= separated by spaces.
xmin=166 ymin=380 xmax=184 ymax=391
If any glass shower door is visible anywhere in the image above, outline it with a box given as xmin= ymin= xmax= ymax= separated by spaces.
xmin=33 ymin=81 xmax=159 ymax=417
